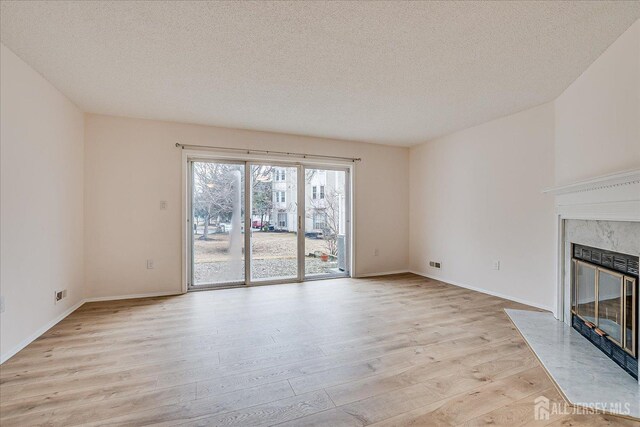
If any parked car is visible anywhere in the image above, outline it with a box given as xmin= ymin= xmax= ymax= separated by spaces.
xmin=305 ymin=230 xmax=324 ymax=239
xmin=217 ymin=223 xmax=244 ymax=233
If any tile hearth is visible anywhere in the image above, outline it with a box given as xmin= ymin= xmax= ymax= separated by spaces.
xmin=506 ymin=309 xmax=640 ymax=420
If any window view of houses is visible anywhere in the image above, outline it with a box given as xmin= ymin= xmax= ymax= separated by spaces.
xmin=191 ymin=162 xmax=348 ymax=286
xmin=303 ymin=168 xmax=348 ymax=275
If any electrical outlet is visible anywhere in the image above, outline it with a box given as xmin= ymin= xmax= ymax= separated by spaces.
xmin=147 ymin=259 xmax=155 ymax=269
xmin=374 ymin=248 xmax=379 ymax=257
xmin=54 ymin=290 xmax=64 ymax=304
xmin=160 ymin=201 xmax=167 ymax=210
xmin=430 ymin=261 xmax=441 ymax=269
xmin=434 ymin=262 xmax=441 ymax=269
xmin=0 ymin=296 xmax=5 ymax=314
xmin=492 ymin=260 xmax=500 ymax=270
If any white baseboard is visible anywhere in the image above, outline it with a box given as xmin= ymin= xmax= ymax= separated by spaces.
xmin=409 ymin=270 xmax=554 ymax=312
xmin=0 ymin=298 xmax=86 ymax=364
xmin=356 ymin=270 xmax=410 ymax=278
xmin=84 ymin=291 xmax=182 ymax=302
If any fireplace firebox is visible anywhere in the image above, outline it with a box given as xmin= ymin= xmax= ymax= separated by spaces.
xmin=571 ymin=244 xmax=638 ymax=379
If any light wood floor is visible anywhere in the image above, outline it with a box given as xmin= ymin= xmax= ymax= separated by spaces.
xmin=0 ymin=274 xmax=635 ymax=426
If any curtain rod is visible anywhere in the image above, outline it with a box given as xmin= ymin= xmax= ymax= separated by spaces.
xmin=175 ymin=143 xmax=361 ymax=163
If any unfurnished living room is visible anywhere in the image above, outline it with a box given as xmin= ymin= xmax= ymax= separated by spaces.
xmin=1 ymin=1 xmax=640 ymax=426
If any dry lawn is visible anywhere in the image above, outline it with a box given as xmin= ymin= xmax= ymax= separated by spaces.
xmin=193 ymin=231 xmax=331 ymax=263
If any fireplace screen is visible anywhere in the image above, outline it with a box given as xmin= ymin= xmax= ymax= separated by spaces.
xmin=574 ymin=261 xmax=597 ymax=324
xmin=572 ymin=258 xmax=636 ymax=357
xmin=597 ymin=268 xmax=623 ymax=343
xmin=571 ymin=244 xmax=638 ymax=377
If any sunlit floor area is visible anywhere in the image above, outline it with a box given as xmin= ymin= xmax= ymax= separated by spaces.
xmin=0 ymin=274 xmax=630 ymax=426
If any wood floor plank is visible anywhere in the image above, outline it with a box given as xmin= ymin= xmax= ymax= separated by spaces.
xmin=273 ymin=407 xmax=366 ymax=427
xmin=178 ymin=389 xmax=335 ymax=427
xmin=367 ymin=367 xmax=553 ymax=426
xmin=287 ymin=353 xmax=415 ymax=395
xmin=545 ymin=413 xmax=640 ymax=427
xmin=0 ymin=274 xmax=632 ymax=426
xmin=1 ymin=383 xmax=196 ymax=427
xmin=460 ymin=386 xmax=567 ymax=426
xmin=0 ymin=377 xmax=158 ymax=419
xmin=83 ymin=380 xmax=295 ymax=427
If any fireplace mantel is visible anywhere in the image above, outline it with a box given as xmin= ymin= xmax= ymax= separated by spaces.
xmin=544 ymin=168 xmax=640 ymax=323
xmin=544 ymin=168 xmax=640 ymax=195
xmin=543 ymin=168 xmax=640 ymax=222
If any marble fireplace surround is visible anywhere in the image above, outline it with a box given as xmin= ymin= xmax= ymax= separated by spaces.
xmin=542 ymin=168 xmax=640 ymax=325
xmin=504 ymin=169 xmax=640 ymax=419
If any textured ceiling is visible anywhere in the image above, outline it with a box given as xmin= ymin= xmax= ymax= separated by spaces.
xmin=1 ymin=2 xmax=639 ymax=146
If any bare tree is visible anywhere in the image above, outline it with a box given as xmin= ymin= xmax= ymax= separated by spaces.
xmin=252 ymin=180 xmax=273 ymax=226
xmin=251 ymin=165 xmax=273 ymax=188
xmin=193 ymin=164 xmax=277 ymax=238
xmin=250 ymin=165 xmax=274 ymax=227
xmin=305 ymin=169 xmax=318 ymax=183
xmin=193 ymin=163 xmax=241 ymax=239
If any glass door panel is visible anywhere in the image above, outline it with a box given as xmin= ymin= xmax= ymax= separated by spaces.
xmin=304 ymin=168 xmax=349 ymax=278
xmin=575 ymin=261 xmax=597 ymax=324
xmin=191 ymin=161 xmax=245 ymax=287
xmin=624 ymin=277 xmax=636 ymax=355
xmin=250 ymin=164 xmax=298 ymax=282
xmin=597 ymin=269 xmax=623 ymax=343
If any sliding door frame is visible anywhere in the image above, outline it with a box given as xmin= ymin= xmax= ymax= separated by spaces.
xmin=301 ymin=163 xmax=351 ymax=281
xmin=246 ymin=161 xmax=303 ymax=286
xmin=181 ymin=149 xmax=354 ymax=293
xmin=186 ymin=158 xmax=247 ymax=291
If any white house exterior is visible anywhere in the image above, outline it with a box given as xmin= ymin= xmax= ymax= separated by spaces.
xmin=304 ymin=169 xmax=346 ymax=236
xmin=268 ymin=167 xmax=346 ymax=235
xmin=271 ymin=167 xmax=298 ymax=231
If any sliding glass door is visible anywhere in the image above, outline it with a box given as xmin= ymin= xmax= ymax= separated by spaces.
xmin=190 ymin=160 xmax=245 ymax=287
xmin=304 ymin=167 xmax=349 ymax=279
xmin=249 ymin=164 xmax=299 ymax=282
xmin=188 ymin=159 xmax=350 ymax=289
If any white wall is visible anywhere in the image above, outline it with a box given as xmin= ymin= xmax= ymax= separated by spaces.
xmin=1 ymin=44 xmax=85 ymax=362
xmin=555 ymin=19 xmax=640 ymax=185
xmin=408 ymin=19 xmax=639 ymax=311
xmin=84 ymin=114 xmax=410 ymax=298
xmin=409 ymin=103 xmax=557 ymax=310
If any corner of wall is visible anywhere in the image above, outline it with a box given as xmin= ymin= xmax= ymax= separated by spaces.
xmin=0 ymin=44 xmax=87 ymax=364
